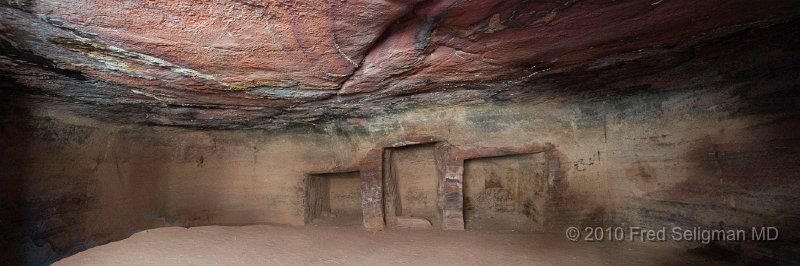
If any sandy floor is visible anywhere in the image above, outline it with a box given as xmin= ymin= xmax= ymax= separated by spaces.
xmin=56 ymin=224 xmax=721 ymax=266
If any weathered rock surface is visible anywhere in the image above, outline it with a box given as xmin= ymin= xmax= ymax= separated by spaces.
xmin=2 ymin=1 xmax=800 ymax=265
xmin=1 ymin=0 xmax=799 ymax=129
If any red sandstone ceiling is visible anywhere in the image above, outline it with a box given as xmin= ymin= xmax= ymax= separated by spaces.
xmin=1 ymin=0 xmax=799 ymax=129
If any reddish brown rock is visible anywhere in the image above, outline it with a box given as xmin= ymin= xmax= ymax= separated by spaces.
xmin=28 ymin=0 xmax=413 ymax=89
xmin=1 ymin=0 xmax=799 ymax=129
xmin=341 ymin=0 xmax=800 ymax=94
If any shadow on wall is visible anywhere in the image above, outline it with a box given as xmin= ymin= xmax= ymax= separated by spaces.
xmin=0 ymin=91 xmax=169 ymax=265
xmin=620 ymin=121 xmax=800 ymax=263
xmin=0 ymin=101 xmax=100 ymax=264
xmin=0 ymin=91 xmax=32 ymax=265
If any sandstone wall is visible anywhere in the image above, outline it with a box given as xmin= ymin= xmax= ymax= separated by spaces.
xmin=0 ymin=115 xmax=167 ymax=265
xmin=305 ymin=171 xmax=362 ymax=223
xmin=463 ymin=153 xmax=548 ymax=231
xmin=388 ymin=144 xmax=440 ymax=225
xmin=2 ymin=73 xmax=799 ymax=264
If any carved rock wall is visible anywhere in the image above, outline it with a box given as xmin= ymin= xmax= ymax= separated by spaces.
xmin=3 ymin=72 xmax=798 ymax=263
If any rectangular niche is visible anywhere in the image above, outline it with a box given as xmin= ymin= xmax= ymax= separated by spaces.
xmin=305 ymin=171 xmax=362 ymax=226
xmin=383 ymin=143 xmax=439 ymax=228
xmin=463 ymin=152 xmax=547 ymax=232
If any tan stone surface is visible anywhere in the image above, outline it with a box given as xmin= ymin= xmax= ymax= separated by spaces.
xmin=55 ymin=225 xmax=716 ymax=265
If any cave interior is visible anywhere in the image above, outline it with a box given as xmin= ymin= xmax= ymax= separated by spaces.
xmin=1 ymin=0 xmax=799 ymax=265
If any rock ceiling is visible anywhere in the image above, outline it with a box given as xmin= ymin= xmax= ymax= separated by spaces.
xmin=1 ymin=0 xmax=798 ymax=129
